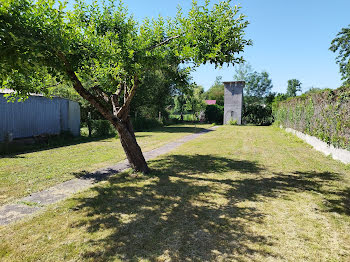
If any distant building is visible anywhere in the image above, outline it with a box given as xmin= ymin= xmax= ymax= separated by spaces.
xmin=205 ymin=100 xmax=216 ymax=105
xmin=223 ymin=81 xmax=245 ymax=125
xmin=0 ymin=90 xmax=80 ymax=142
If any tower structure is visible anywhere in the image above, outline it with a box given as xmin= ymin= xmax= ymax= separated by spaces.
xmin=223 ymin=81 xmax=245 ymax=125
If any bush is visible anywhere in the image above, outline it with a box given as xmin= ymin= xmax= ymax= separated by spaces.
xmin=228 ymin=119 xmax=237 ymax=125
xmin=273 ymin=86 xmax=350 ymax=150
xmin=205 ymin=104 xmax=223 ymax=124
xmin=131 ymin=117 xmax=163 ymax=131
xmin=243 ymin=104 xmax=273 ymax=126
xmin=91 ymin=120 xmax=117 ymax=137
xmin=164 ymin=118 xmax=181 ymax=125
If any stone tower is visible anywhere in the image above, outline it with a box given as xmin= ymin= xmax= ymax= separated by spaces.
xmin=223 ymin=81 xmax=245 ymax=125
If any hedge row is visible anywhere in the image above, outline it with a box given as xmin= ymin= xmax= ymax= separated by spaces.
xmin=273 ymin=86 xmax=350 ymax=150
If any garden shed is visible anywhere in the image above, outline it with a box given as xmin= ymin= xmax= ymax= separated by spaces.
xmin=0 ymin=90 xmax=80 ymax=142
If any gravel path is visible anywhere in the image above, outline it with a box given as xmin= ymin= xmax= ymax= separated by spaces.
xmin=0 ymin=126 xmax=217 ymax=225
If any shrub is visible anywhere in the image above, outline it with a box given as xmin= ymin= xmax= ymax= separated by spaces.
xmin=228 ymin=119 xmax=238 ymax=125
xmin=131 ymin=117 xmax=163 ymax=131
xmin=205 ymin=104 xmax=223 ymax=124
xmin=243 ymin=104 xmax=273 ymax=126
xmin=91 ymin=120 xmax=117 ymax=137
xmin=164 ymin=118 xmax=181 ymax=125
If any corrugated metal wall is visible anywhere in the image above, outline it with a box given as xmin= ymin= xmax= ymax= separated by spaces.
xmin=0 ymin=95 xmax=80 ymax=142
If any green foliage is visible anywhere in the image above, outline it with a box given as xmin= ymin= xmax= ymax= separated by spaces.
xmin=245 ymin=71 xmax=273 ymax=99
xmin=131 ymin=117 xmax=163 ymax=131
xmin=172 ymin=83 xmax=206 ymax=122
xmin=239 ymin=69 xmax=274 ymax=125
xmin=185 ymin=85 xmax=206 ymax=120
xmin=228 ymin=119 xmax=237 ymax=125
xmin=286 ymin=79 xmax=302 ymax=97
xmin=243 ymin=104 xmax=273 ymax=126
xmin=274 ymin=86 xmax=350 ymax=150
xmin=131 ymin=66 xmax=190 ymax=120
xmin=330 ymin=24 xmax=350 ymax=84
xmin=271 ymin=93 xmax=288 ymax=113
xmin=205 ymin=76 xmax=224 ymax=106
xmin=304 ymin=87 xmax=324 ymax=95
xmin=91 ymin=120 xmax=117 ymax=137
xmin=233 ymin=62 xmax=253 ymax=81
xmin=0 ymin=0 xmax=251 ymax=100
xmin=205 ymin=104 xmax=223 ymax=124
xmin=174 ymin=94 xmax=187 ymax=120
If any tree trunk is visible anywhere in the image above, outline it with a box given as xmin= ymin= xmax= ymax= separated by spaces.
xmin=114 ymin=117 xmax=150 ymax=174
xmin=58 ymin=53 xmax=149 ymax=174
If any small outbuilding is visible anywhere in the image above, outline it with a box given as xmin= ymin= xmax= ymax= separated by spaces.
xmin=0 ymin=90 xmax=80 ymax=142
xmin=223 ymin=81 xmax=245 ymax=125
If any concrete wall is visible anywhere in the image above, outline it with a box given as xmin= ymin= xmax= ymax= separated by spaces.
xmin=223 ymin=81 xmax=245 ymax=125
xmin=284 ymin=127 xmax=350 ymax=164
xmin=0 ymin=95 xmax=80 ymax=142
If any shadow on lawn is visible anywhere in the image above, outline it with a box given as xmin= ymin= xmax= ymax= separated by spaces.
xmin=0 ymin=135 xmax=116 ymax=158
xmin=0 ymin=125 xmax=206 ymax=158
xmin=326 ymin=187 xmax=350 ymax=215
xmin=73 ymin=154 xmax=345 ymax=261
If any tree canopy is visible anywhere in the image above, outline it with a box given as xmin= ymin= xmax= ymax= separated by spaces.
xmin=205 ymin=76 xmax=225 ymax=106
xmin=232 ymin=63 xmax=274 ymax=125
xmin=233 ymin=62 xmax=253 ymax=81
xmin=245 ymin=71 xmax=273 ymax=100
xmin=0 ymin=0 xmax=252 ymax=172
xmin=286 ymin=79 xmax=302 ymax=97
xmin=185 ymin=84 xmax=205 ymax=120
xmin=330 ymin=24 xmax=350 ymax=84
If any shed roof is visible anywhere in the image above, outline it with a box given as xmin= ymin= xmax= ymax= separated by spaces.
xmin=0 ymin=89 xmax=76 ymax=101
xmin=205 ymin=100 xmax=217 ymax=105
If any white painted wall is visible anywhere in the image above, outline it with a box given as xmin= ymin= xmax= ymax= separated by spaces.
xmin=284 ymin=127 xmax=350 ymax=164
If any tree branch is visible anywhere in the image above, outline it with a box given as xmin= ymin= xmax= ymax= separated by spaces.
xmin=117 ymin=75 xmax=139 ymax=119
xmin=115 ymin=84 xmax=123 ymax=97
xmin=123 ymin=82 xmax=128 ymax=103
xmin=92 ymin=85 xmax=110 ymax=103
xmin=111 ymin=94 xmax=120 ymax=116
xmin=56 ymin=52 xmax=117 ymax=123
xmin=147 ymin=34 xmax=182 ymax=50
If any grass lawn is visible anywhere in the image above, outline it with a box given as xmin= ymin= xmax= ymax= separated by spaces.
xmin=0 ymin=124 xmax=210 ymax=206
xmin=1 ymin=125 xmax=350 ymax=261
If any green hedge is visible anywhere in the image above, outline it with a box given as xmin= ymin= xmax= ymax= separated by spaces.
xmin=91 ymin=120 xmax=117 ymax=137
xmin=243 ymin=104 xmax=273 ymax=126
xmin=131 ymin=117 xmax=163 ymax=131
xmin=205 ymin=104 xmax=223 ymax=124
xmin=273 ymin=86 xmax=350 ymax=150
xmin=88 ymin=117 xmax=164 ymax=137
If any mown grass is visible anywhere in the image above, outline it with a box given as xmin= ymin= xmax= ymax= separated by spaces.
xmin=0 ymin=124 xmax=210 ymax=205
xmin=0 ymin=126 xmax=349 ymax=261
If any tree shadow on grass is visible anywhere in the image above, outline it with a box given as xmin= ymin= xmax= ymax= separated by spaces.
xmin=0 ymin=135 xmax=116 ymax=158
xmin=326 ymin=187 xmax=350 ymax=215
xmin=1 ymin=125 xmax=208 ymax=158
xmin=72 ymin=154 xmax=346 ymax=261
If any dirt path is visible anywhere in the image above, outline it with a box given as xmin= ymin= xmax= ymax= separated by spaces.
xmin=0 ymin=126 xmax=217 ymax=225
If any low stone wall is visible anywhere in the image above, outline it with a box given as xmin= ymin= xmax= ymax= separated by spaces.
xmin=284 ymin=127 xmax=350 ymax=164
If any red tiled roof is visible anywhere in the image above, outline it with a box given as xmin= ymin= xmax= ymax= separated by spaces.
xmin=205 ymin=100 xmax=216 ymax=105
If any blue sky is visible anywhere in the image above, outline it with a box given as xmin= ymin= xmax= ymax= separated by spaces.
xmin=67 ymin=0 xmax=350 ymax=93
xmin=122 ymin=0 xmax=350 ymax=93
